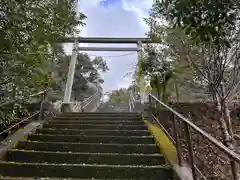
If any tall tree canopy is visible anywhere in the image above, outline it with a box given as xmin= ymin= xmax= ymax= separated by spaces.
xmin=0 ymin=0 xmax=86 ymax=127
xmin=152 ymin=0 xmax=239 ymax=45
xmin=136 ymin=0 xmax=240 ymax=179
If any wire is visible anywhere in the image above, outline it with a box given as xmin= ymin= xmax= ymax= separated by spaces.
xmin=1 ymin=50 xmax=137 ymax=59
xmin=0 ymin=52 xmax=137 ymax=58
xmin=86 ymin=52 xmax=136 ymax=58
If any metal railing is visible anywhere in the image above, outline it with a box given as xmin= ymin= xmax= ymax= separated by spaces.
xmin=0 ymin=90 xmax=47 ymax=137
xmin=80 ymin=92 xmax=102 ymax=112
xmin=148 ymin=93 xmax=240 ymax=180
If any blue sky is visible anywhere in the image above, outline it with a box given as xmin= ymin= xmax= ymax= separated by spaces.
xmin=75 ymin=0 xmax=153 ymax=93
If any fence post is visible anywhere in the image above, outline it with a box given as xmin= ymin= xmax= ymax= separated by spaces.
xmin=172 ymin=113 xmax=182 ymax=166
xmin=148 ymin=94 xmax=152 ymax=121
xmin=38 ymin=91 xmax=46 ymax=121
xmin=230 ymin=159 xmax=239 ymax=180
xmin=184 ymin=122 xmax=197 ymax=180
xmin=227 ymin=142 xmax=239 ymax=180
xmin=129 ymin=99 xmax=132 ymax=112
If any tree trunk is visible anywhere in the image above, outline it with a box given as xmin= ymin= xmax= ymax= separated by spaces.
xmin=220 ymin=84 xmax=239 ymax=180
xmin=221 ymin=83 xmax=234 ymax=141
xmin=219 ymin=99 xmax=239 ymax=180
xmin=210 ymin=86 xmax=231 ymax=144
xmin=218 ymin=97 xmax=233 ymax=145
xmin=174 ymin=83 xmax=179 ymax=101
xmin=223 ymin=102 xmax=235 ymax=144
xmin=213 ymin=87 xmax=239 ymax=180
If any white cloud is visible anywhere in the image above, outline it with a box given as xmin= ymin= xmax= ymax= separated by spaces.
xmin=72 ymin=0 xmax=153 ymax=92
xmin=121 ymin=0 xmax=153 ymax=28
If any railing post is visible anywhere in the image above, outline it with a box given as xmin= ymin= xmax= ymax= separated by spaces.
xmin=227 ymin=143 xmax=239 ymax=180
xmin=172 ymin=113 xmax=182 ymax=166
xmin=148 ymin=94 xmax=152 ymax=121
xmin=38 ymin=91 xmax=46 ymax=121
xmin=129 ymin=99 xmax=132 ymax=112
xmin=230 ymin=159 xmax=239 ymax=180
xmin=184 ymin=122 xmax=197 ymax=180
xmin=128 ymin=91 xmax=132 ymax=112
xmin=130 ymin=91 xmax=135 ymax=112
xmin=224 ymin=134 xmax=239 ymax=180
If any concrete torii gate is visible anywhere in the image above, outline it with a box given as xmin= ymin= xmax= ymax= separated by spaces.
xmin=59 ymin=37 xmax=152 ymax=111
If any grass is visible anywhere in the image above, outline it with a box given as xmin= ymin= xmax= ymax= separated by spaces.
xmin=143 ymin=120 xmax=178 ymax=166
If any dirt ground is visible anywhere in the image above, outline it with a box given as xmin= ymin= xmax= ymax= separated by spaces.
xmin=158 ymin=102 xmax=240 ymax=180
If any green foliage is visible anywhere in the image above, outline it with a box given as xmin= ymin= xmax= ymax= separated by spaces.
xmin=152 ymin=0 xmax=239 ymax=45
xmin=136 ymin=41 xmax=190 ymax=102
xmin=146 ymin=0 xmax=240 ymax=102
xmin=136 ymin=0 xmax=239 ymax=102
xmin=108 ymin=88 xmax=129 ymax=104
xmin=51 ymin=48 xmax=109 ymax=100
xmin=0 ymin=0 xmax=86 ymax=129
xmin=142 ymin=2 xmax=240 ymax=178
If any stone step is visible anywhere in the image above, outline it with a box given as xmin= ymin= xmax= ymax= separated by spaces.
xmin=57 ymin=115 xmax=139 ymax=118
xmin=42 ymin=124 xmax=147 ymax=130
xmin=60 ymin=112 xmax=139 ymax=116
xmin=6 ymin=150 xmax=165 ymax=165
xmin=36 ymin=129 xmax=150 ymax=136
xmin=27 ymin=134 xmax=155 ymax=144
xmin=0 ymin=178 xmax=125 ymax=180
xmin=0 ymin=162 xmax=173 ymax=179
xmin=0 ymin=177 xmax=130 ymax=180
xmin=46 ymin=120 xmax=143 ymax=125
xmin=53 ymin=117 xmax=141 ymax=120
xmin=16 ymin=141 xmax=159 ymax=154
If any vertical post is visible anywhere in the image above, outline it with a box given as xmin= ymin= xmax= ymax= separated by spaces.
xmin=130 ymin=91 xmax=135 ymax=112
xmin=148 ymin=94 xmax=152 ymax=121
xmin=39 ymin=91 xmax=46 ymax=121
xmin=97 ymin=92 xmax=101 ymax=111
xmin=230 ymin=159 xmax=238 ymax=180
xmin=63 ymin=40 xmax=79 ymax=103
xmin=222 ymin=82 xmax=239 ymax=180
xmin=129 ymin=91 xmax=132 ymax=112
xmin=172 ymin=113 xmax=182 ymax=166
xmin=129 ymin=98 xmax=132 ymax=112
xmin=184 ymin=122 xmax=197 ymax=180
xmin=137 ymin=41 xmax=148 ymax=119
xmin=136 ymin=41 xmax=141 ymax=91
xmin=61 ymin=40 xmax=78 ymax=113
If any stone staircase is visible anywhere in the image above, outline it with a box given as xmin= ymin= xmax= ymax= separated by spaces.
xmin=97 ymin=103 xmax=131 ymax=112
xmin=0 ymin=112 xmax=173 ymax=179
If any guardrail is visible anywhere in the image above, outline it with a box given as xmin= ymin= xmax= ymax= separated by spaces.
xmin=80 ymin=92 xmax=102 ymax=112
xmin=235 ymin=135 xmax=240 ymax=141
xmin=148 ymin=93 xmax=240 ymax=180
xmin=0 ymin=90 xmax=47 ymax=137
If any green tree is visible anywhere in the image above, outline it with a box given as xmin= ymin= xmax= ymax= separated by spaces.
xmin=150 ymin=0 xmax=240 ymax=144
xmin=0 ymin=0 xmax=86 ymax=128
xmin=153 ymin=0 xmax=239 ymax=46
xmin=136 ymin=37 xmax=195 ymax=103
xmin=51 ymin=51 xmax=109 ymax=100
xmin=108 ymin=88 xmax=129 ymax=104
xmin=142 ymin=0 xmax=240 ymax=179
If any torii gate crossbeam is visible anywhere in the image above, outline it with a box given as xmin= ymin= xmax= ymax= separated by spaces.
xmin=62 ymin=37 xmax=150 ymax=110
xmin=58 ymin=37 xmax=152 ymax=44
xmin=79 ymin=47 xmax=138 ymax=51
